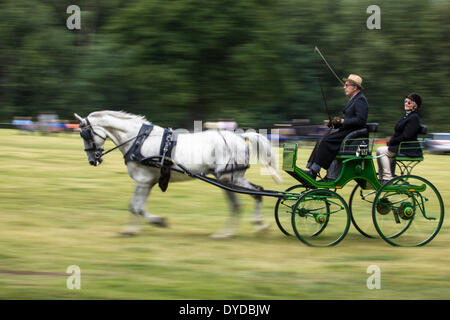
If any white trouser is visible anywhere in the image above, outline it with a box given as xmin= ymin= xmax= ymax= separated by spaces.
xmin=376 ymin=146 xmax=396 ymax=180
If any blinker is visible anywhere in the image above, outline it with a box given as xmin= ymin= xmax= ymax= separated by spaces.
xmin=80 ymin=128 xmax=93 ymax=140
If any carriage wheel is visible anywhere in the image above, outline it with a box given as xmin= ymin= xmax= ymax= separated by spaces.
xmin=291 ymin=189 xmax=350 ymax=247
xmin=372 ymin=175 xmax=444 ymax=247
xmin=274 ymin=185 xmax=307 ymax=236
xmin=349 ymin=183 xmax=379 ymax=238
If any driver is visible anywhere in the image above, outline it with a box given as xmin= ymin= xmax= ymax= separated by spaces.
xmin=306 ymin=74 xmax=369 ymax=180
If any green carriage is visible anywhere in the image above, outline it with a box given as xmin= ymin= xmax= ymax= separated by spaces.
xmin=275 ymin=123 xmax=445 ymax=247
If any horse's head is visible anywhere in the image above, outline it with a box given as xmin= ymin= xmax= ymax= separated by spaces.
xmin=74 ymin=113 xmax=107 ymax=166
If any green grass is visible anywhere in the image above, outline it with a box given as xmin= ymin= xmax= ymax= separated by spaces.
xmin=0 ymin=129 xmax=449 ymax=299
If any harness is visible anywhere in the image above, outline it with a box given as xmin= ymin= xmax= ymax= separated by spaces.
xmin=159 ymin=128 xmax=177 ymax=165
xmin=80 ymin=118 xmax=155 ymax=165
xmin=157 ymin=128 xmax=177 ymax=191
xmin=123 ymin=124 xmax=155 ymax=163
xmin=123 ymin=124 xmax=177 ymax=192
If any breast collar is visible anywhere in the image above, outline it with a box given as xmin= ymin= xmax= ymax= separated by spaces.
xmin=123 ymin=123 xmax=155 ymax=163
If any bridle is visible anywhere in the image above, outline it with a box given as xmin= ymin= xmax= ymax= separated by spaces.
xmin=79 ymin=118 xmax=107 ymax=163
xmin=79 ymin=117 xmax=149 ymax=163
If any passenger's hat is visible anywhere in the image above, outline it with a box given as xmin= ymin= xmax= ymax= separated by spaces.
xmin=406 ymin=92 xmax=422 ymax=108
xmin=342 ymin=74 xmax=364 ymax=89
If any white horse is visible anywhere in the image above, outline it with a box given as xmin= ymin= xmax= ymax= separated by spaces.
xmin=74 ymin=110 xmax=282 ymax=238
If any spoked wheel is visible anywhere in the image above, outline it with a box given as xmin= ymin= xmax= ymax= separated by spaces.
xmin=349 ymin=183 xmax=379 ymax=238
xmin=291 ymin=189 xmax=350 ymax=247
xmin=274 ymin=185 xmax=307 ymax=236
xmin=372 ymin=175 xmax=444 ymax=247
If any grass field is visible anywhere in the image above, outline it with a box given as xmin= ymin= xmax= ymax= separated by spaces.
xmin=0 ymin=129 xmax=449 ymax=299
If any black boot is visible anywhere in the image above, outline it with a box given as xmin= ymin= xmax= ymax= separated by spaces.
xmin=305 ymin=169 xmax=318 ymax=180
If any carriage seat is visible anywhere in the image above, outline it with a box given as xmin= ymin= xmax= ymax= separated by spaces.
xmin=395 ymin=125 xmax=427 ymax=159
xmin=326 ymin=123 xmax=378 ymax=180
xmin=393 ymin=125 xmax=427 ymax=175
xmin=337 ymin=123 xmax=379 ymax=156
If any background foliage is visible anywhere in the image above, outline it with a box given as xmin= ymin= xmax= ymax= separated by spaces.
xmin=0 ymin=0 xmax=449 ymax=133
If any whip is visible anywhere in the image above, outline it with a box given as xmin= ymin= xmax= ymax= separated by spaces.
xmin=317 ymin=76 xmax=331 ymax=122
xmin=314 ymin=46 xmax=344 ymax=86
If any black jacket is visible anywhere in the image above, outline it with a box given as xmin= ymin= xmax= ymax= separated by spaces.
xmin=388 ymin=111 xmax=422 ymax=157
xmin=340 ymin=91 xmax=369 ymax=131
xmin=308 ymin=91 xmax=369 ymax=169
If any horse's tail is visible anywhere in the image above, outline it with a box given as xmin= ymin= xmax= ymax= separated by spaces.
xmin=240 ymin=132 xmax=283 ymax=184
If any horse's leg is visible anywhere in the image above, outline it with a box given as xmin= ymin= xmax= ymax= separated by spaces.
xmin=250 ymin=192 xmax=269 ymax=232
xmin=120 ymin=183 xmax=149 ymax=236
xmin=211 ymin=190 xmax=241 ymax=239
xmin=135 ymin=181 xmax=169 ymax=228
xmin=234 ymin=177 xmax=269 ymax=233
xmin=121 ymin=181 xmax=168 ymax=235
xmin=139 ymin=184 xmax=169 ymax=228
xmin=141 ymin=210 xmax=169 ymax=228
xmin=122 ymin=163 xmax=169 ymax=235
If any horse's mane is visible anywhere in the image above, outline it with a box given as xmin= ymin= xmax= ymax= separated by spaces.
xmin=90 ymin=110 xmax=149 ymax=123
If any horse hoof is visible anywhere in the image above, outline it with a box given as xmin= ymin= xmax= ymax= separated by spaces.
xmin=152 ymin=218 xmax=169 ymax=228
xmin=254 ymin=223 xmax=270 ymax=233
xmin=119 ymin=230 xmax=138 ymax=237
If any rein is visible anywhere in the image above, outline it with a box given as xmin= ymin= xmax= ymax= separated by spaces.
xmin=101 ymin=133 xmax=146 ymax=158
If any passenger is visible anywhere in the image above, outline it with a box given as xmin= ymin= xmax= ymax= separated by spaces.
xmin=306 ymin=74 xmax=369 ymax=180
xmin=376 ymin=93 xmax=423 ymax=184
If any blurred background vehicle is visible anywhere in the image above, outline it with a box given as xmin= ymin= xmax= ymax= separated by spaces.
xmin=425 ymin=133 xmax=450 ymax=154
xmin=12 ymin=117 xmax=35 ymax=131
xmin=37 ymin=112 xmax=64 ymax=133
xmin=11 ymin=113 xmax=79 ymax=133
xmin=273 ymin=119 xmax=328 ymax=142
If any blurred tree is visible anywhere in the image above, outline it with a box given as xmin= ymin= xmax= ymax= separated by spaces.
xmin=0 ymin=0 xmax=129 ymax=121
xmin=0 ymin=0 xmax=80 ymax=120
xmin=104 ymin=0 xmax=296 ymax=127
